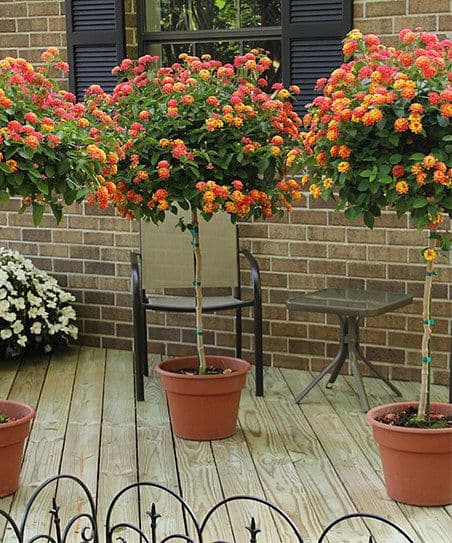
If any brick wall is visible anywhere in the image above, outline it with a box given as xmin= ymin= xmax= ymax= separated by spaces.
xmin=1 ymin=0 xmax=451 ymax=386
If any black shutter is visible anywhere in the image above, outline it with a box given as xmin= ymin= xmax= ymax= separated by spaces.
xmin=65 ymin=0 xmax=125 ymax=100
xmin=282 ymin=0 xmax=352 ymax=111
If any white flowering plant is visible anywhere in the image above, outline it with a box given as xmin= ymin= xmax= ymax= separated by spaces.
xmin=0 ymin=248 xmax=78 ymax=357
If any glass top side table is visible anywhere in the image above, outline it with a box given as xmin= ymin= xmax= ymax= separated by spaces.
xmin=286 ymin=288 xmax=414 ymax=412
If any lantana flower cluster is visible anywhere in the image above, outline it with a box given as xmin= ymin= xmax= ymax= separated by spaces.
xmin=301 ymin=29 xmax=451 ymax=246
xmin=0 ymin=248 xmax=78 ymax=357
xmin=0 ymin=48 xmax=117 ymax=224
xmin=87 ymin=50 xmax=304 ymax=223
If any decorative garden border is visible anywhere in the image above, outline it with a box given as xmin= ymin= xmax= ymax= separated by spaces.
xmin=0 ymin=474 xmax=416 ymax=542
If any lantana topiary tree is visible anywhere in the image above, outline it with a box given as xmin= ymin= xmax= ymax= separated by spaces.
xmin=88 ymin=50 xmax=304 ymax=373
xmin=301 ymin=28 xmax=451 ymax=422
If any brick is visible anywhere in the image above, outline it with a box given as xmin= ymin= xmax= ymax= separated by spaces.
xmin=290 ymin=209 xmax=328 ymax=225
xmin=353 ymin=3 xmax=364 ymax=18
xmin=368 ymin=246 xmax=407 ymax=263
xmin=387 ymin=230 xmax=424 ymax=246
xmin=308 ymin=260 xmax=346 ymax=276
xmin=30 ymin=32 xmax=63 ymax=47
xmin=73 ymin=303 xmax=100 ymax=319
xmin=239 ymin=223 xmax=268 ymax=238
xmin=102 ymin=337 xmax=133 ymax=350
xmin=326 ymin=276 xmax=366 ymax=290
xmin=0 ymin=18 xmax=17 ymax=32
xmin=0 ymin=34 xmax=28 ymax=50
xmin=290 ymin=241 xmax=327 ymax=258
xmin=53 ymin=230 xmax=82 ymax=243
xmin=367 ymin=1 xmax=406 ymax=17
xmin=271 ymin=257 xmax=307 ymax=274
xmin=70 ymin=246 xmax=100 ymax=260
xmin=328 ymin=244 xmax=366 ymax=260
xmin=85 ymin=291 xmax=115 ymax=306
xmin=394 ymin=16 xmax=436 ymax=32
xmin=48 ymin=16 xmax=66 ymax=32
xmin=439 ymin=15 xmax=452 ymax=31
xmin=348 ymin=262 xmax=386 ymax=279
xmin=347 ymin=228 xmax=386 ymax=244
xmin=251 ymin=240 xmax=289 ymax=256
xmin=53 ymin=259 xmax=83 ymax=273
xmin=69 ymin=275 xmax=98 ymax=289
xmin=79 ymin=335 xmax=101 ymax=348
xmin=84 ymin=261 xmax=115 ymax=276
xmin=8 ymin=241 xmax=38 ymax=255
xmin=269 ymin=224 xmax=307 ymax=240
xmin=40 ymin=244 xmax=68 ymax=257
xmin=22 ymin=228 xmax=51 ymax=242
xmin=289 ymin=339 xmax=325 ymax=356
xmin=409 ymin=0 xmax=450 ymax=13
xmin=357 ymin=18 xmax=393 ymax=35
xmin=0 ymin=2 xmax=27 ymax=18
xmin=28 ymin=2 xmax=61 ymax=16
xmin=308 ymin=226 xmax=345 ymax=242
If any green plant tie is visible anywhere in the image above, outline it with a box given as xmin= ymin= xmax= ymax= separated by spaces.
xmin=192 ymin=281 xmax=201 ymax=286
xmin=425 ymin=271 xmax=437 ymax=276
xmin=429 ymin=232 xmax=441 ymax=239
xmin=196 ymin=330 xmax=203 ymax=336
xmin=423 ymin=319 xmax=434 ymax=325
xmin=422 ymin=356 xmax=432 ymax=363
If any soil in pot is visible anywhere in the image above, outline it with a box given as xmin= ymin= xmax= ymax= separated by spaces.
xmin=156 ymin=355 xmax=250 ymax=441
xmin=0 ymin=400 xmax=35 ymax=497
xmin=367 ymin=402 xmax=452 ymax=506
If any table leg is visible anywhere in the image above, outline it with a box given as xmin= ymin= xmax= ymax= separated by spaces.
xmin=326 ymin=316 xmax=348 ymax=389
xmin=294 ymin=352 xmax=346 ymax=403
xmin=355 ymin=344 xmax=402 ymax=396
xmin=347 ymin=317 xmax=370 ymax=412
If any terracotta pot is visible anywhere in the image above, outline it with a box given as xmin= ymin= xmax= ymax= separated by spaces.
xmin=367 ymin=402 xmax=452 ymax=506
xmin=0 ymin=400 xmax=35 ymax=497
xmin=156 ymin=355 xmax=251 ymax=440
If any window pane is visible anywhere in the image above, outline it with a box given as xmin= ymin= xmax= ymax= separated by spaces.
xmin=240 ymin=0 xmax=281 ymax=27
xmin=146 ymin=0 xmax=240 ymax=32
xmin=195 ymin=41 xmax=241 ymax=64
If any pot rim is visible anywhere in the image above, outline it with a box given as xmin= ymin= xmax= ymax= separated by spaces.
xmin=367 ymin=401 xmax=452 ymax=435
xmin=0 ymin=400 xmax=35 ymax=429
xmin=155 ymin=355 xmax=251 ymax=381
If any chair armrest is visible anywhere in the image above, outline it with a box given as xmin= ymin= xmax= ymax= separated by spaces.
xmin=239 ymin=249 xmax=262 ymax=302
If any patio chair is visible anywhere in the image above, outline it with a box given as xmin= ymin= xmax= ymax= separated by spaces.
xmin=131 ymin=212 xmax=263 ymax=401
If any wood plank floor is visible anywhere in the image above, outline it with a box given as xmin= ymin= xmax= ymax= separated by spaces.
xmin=0 ymin=346 xmax=450 ymax=542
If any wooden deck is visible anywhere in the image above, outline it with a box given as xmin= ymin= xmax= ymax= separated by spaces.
xmin=0 ymin=346 xmax=450 ymax=542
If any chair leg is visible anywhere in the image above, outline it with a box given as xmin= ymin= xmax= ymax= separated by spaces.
xmin=142 ymin=305 xmax=149 ymax=377
xmin=235 ymin=307 xmax=242 ymax=359
xmin=254 ymin=299 xmax=264 ymax=397
xmin=132 ymin=299 xmax=145 ymax=402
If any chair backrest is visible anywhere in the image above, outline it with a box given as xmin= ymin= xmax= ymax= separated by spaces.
xmin=140 ymin=211 xmax=239 ymax=290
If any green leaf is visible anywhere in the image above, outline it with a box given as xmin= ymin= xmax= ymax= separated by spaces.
xmin=45 ymin=164 xmax=55 ymax=178
xmin=0 ymin=163 xmax=11 ymax=173
xmin=50 ymin=203 xmax=63 ymax=224
xmin=411 ymin=198 xmax=428 ymax=208
xmin=410 ymin=153 xmax=425 ymax=162
xmin=390 ymin=154 xmax=402 ymax=164
xmin=32 ymin=202 xmax=45 ymax=226
xmin=363 ymin=212 xmax=375 ymax=229
xmin=37 ymin=181 xmax=50 ymax=195
xmin=359 ymin=170 xmax=372 ymax=177
xmin=437 ymin=115 xmax=449 ymax=128
xmin=442 ymin=134 xmax=452 ymax=142
xmin=0 ymin=190 xmax=9 ymax=205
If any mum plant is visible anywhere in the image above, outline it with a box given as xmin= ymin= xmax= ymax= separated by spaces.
xmin=301 ymin=28 xmax=451 ymax=422
xmin=0 ymin=248 xmax=78 ymax=357
xmin=0 ymin=48 xmax=116 ymax=224
xmin=88 ymin=50 xmax=303 ymax=373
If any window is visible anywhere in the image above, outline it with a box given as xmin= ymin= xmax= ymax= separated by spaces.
xmin=138 ymin=0 xmax=282 ymax=84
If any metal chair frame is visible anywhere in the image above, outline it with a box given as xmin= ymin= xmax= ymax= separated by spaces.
xmin=131 ymin=246 xmax=263 ymax=401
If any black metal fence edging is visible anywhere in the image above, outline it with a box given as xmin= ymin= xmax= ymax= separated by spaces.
xmin=0 ymin=475 xmax=416 ymax=542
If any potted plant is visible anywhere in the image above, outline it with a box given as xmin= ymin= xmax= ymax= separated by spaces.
xmin=88 ymin=50 xmax=303 ymax=439
xmin=0 ymin=48 xmax=116 ymax=224
xmin=0 ymin=400 xmax=35 ymax=497
xmin=0 ymin=248 xmax=78 ymax=358
xmin=301 ymin=28 xmax=451 ymax=505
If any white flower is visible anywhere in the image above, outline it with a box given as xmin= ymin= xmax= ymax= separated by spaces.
xmin=0 ymin=288 xmax=6 ymax=300
xmin=30 ymin=321 xmax=42 ymax=335
xmin=67 ymin=325 xmax=78 ymax=339
xmin=0 ymin=299 xmax=10 ymax=314
xmin=17 ymin=335 xmax=27 ymax=347
xmin=11 ymin=297 xmax=25 ymax=310
xmin=28 ymin=307 xmax=39 ymax=319
xmin=12 ymin=320 xmax=24 ymax=334
xmin=27 ymin=292 xmax=42 ymax=306
xmin=44 ymin=344 xmax=52 ymax=353
xmin=3 ymin=312 xmax=16 ymax=322
xmin=1 ymin=328 xmax=12 ymax=339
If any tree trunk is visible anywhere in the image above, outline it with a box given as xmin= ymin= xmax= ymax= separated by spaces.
xmin=417 ymin=233 xmax=437 ymax=418
xmin=191 ymin=209 xmax=207 ymax=374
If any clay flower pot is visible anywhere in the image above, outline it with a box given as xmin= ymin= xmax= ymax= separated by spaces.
xmin=0 ymin=400 xmax=35 ymax=497
xmin=367 ymin=402 xmax=452 ymax=506
xmin=156 ymin=355 xmax=250 ymax=440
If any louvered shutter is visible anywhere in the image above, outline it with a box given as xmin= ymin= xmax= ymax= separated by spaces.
xmin=282 ymin=0 xmax=352 ymax=111
xmin=65 ymin=0 xmax=125 ymax=100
